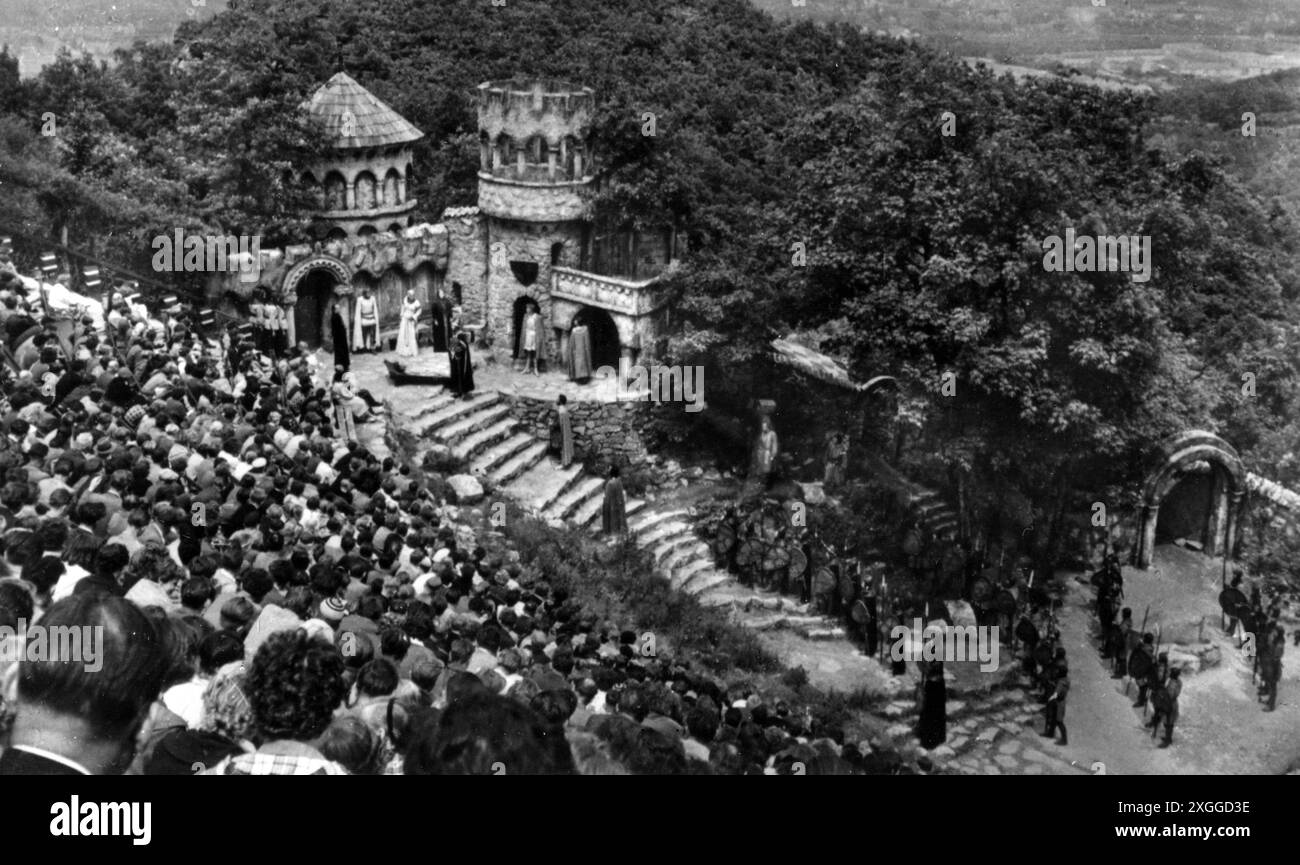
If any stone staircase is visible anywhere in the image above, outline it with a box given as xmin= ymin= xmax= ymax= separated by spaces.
xmin=408 ymin=385 xmax=969 ymax=657
xmin=409 ymin=386 xmax=849 ymax=639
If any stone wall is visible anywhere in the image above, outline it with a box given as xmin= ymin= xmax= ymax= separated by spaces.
xmin=504 ymin=393 xmax=680 ymax=468
xmin=444 ymin=212 xmax=487 ymax=327
xmin=484 ymin=218 xmax=584 ymax=361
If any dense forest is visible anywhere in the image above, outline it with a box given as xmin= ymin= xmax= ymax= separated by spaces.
xmin=2 ymin=0 xmax=1300 ymax=557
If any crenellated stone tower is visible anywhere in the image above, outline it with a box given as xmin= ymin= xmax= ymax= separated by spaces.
xmin=476 ymin=79 xmax=596 ymax=362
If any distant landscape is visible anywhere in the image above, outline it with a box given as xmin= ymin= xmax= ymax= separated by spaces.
xmin=755 ymin=0 xmax=1300 ymax=88
xmin=0 ymin=0 xmax=226 ymax=75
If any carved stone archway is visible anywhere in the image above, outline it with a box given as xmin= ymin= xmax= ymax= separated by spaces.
xmin=281 ymin=256 xmax=354 ymax=348
xmin=1135 ymin=430 xmax=1245 ymax=568
xmin=281 ymin=255 xmax=353 ymax=303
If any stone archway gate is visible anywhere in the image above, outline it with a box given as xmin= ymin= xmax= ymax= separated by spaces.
xmin=1135 ymin=430 xmax=1245 ymax=569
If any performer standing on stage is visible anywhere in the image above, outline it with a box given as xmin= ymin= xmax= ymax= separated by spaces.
xmin=396 ymin=290 xmax=421 ymax=359
xmin=353 ymin=287 xmax=380 ymax=354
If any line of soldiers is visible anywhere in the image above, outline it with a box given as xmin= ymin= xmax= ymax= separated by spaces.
xmin=248 ymin=295 xmax=289 ymax=358
xmin=1014 ymin=606 xmax=1070 ymax=745
xmin=1093 ymin=553 xmax=1180 ymax=748
xmin=1224 ymin=571 xmax=1286 ymax=711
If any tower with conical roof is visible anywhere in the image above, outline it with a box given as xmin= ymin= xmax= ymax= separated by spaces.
xmin=303 ymin=72 xmax=424 ymax=240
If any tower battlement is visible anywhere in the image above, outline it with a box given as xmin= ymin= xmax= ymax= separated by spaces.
xmin=477 ymin=80 xmax=595 ymax=143
xmin=478 ymin=80 xmax=596 ymax=190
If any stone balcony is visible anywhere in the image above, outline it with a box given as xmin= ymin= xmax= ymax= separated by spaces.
xmin=550 ymin=266 xmax=667 ymax=317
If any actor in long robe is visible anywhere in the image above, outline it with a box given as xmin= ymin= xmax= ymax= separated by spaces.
xmin=601 ymin=467 xmax=628 ymax=536
xmin=353 ymin=287 xmax=380 ymax=353
xmin=522 ymin=306 xmax=543 ymax=375
xmin=568 ymin=324 xmax=592 ymax=382
xmin=429 ymin=288 xmax=453 ymax=354
xmin=450 ymin=332 xmax=475 ymax=398
xmin=555 ymin=395 xmax=574 ymax=467
xmin=824 ymin=431 xmax=848 ymax=489
xmin=396 ymin=291 xmax=421 ymax=358
xmin=330 ymin=303 xmax=351 ymax=373
xmin=751 ymin=415 xmax=779 ymax=484
xmin=917 ymin=658 xmax=947 ymax=749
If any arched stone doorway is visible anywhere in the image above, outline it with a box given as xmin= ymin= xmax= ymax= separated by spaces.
xmin=573 ymin=305 xmax=620 ymax=370
xmin=295 ymin=270 xmax=338 ymax=349
xmin=283 ymin=256 xmax=352 ymax=351
xmin=1135 ymin=430 xmax=1245 ymax=569
xmin=511 ymin=295 xmax=541 ymax=359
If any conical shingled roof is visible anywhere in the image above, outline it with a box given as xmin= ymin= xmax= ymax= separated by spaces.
xmin=306 ymin=72 xmax=424 ymax=149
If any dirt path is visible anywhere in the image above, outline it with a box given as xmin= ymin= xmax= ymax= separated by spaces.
xmin=1046 ymin=545 xmax=1300 ymax=774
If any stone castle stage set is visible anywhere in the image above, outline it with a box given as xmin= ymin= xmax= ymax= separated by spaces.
xmin=207 ymin=74 xmax=681 ymax=372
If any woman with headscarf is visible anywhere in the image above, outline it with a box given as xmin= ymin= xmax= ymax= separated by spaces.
xmin=330 ymin=302 xmax=351 ymax=373
xmin=396 ymin=290 xmax=421 ymax=359
xmin=554 ymin=394 xmax=573 ymax=468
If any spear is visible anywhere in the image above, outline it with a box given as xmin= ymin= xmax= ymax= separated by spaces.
xmin=1125 ymin=604 xmax=1150 ymax=695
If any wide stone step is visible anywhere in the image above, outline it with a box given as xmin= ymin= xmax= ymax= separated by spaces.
xmin=543 ymin=476 xmax=605 ymax=521
xmin=651 ymin=534 xmax=700 ymax=566
xmin=438 ymin=402 xmax=513 ymax=443
xmin=744 ymin=613 xmax=829 ymax=632
xmin=738 ymin=592 xmax=811 ymax=615
xmin=662 ymin=542 xmax=709 ymax=574
xmin=416 ymin=392 xmax=457 ymax=418
xmin=670 ymin=558 xmax=714 ymax=590
xmin=488 ymin=441 xmax=549 ymax=486
xmin=505 ymin=460 xmax=584 ymax=514
xmin=629 ymin=508 xmax=688 ymax=534
xmin=573 ymin=491 xmax=609 ymax=528
xmin=799 ymin=626 xmax=847 ymax=641
xmin=681 ymin=570 xmax=731 ymax=596
xmin=470 ymin=432 xmax=537 ymax=476
xmin=420 ymin=392 xmax=502 ymax=436
xmin=638 ymin=520 xmax=694 ymax=548
xmin=451 ymin=418 xmax=518 ymax=462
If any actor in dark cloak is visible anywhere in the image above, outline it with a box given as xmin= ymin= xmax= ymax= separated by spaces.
xmin=601 ymin=466 xmax=628 ymax=536
xmin=330 ymin=303 xmax=351 ymax=373
xmin=917 ymin=658 xmax=947 ymax=749
xmin=430 ymin=288 xmax=454 ymax=354
xmin=450 ymin=332 xmax=475 ymax=398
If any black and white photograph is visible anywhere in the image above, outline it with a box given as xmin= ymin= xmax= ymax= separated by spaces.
xmin=0 ymin=0 xmax=1295 ymax=838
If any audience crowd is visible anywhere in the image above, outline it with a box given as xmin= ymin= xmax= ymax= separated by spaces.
xmin=0 ymin=265 xmax=881 ymax=775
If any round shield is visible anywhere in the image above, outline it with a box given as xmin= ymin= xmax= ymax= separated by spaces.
xmin=994 ymin=589 xmax=1018 ymax=617
xmin=970 ymin=577 xmax=993 ymax=606
xmin=1128 ymin=648 xmax=1153 ymax=680
xmin=902 ymin=529 xmax=921 ymax=557
xmin=735 ymin=538 xmax=764 ymax=568
xmin=812 ymin=567 xmax=836 ymax=598
xmin=1151 ymin=685 xmax=1172 ymax=714
xmin=1219 ymin=587 xmax=1247 ymax=617
xmin=851 ymin=598 xmax=874 ymax=624
xmin=762 ymin=544 xmax=791 ymax=573
xmin=787 ymin=547 xmax=808 ymax=579
xmin=1032 ymin=642 xmax=1054 ymax=667
xmin=713 ymin=523 xmax=736 ymax=557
